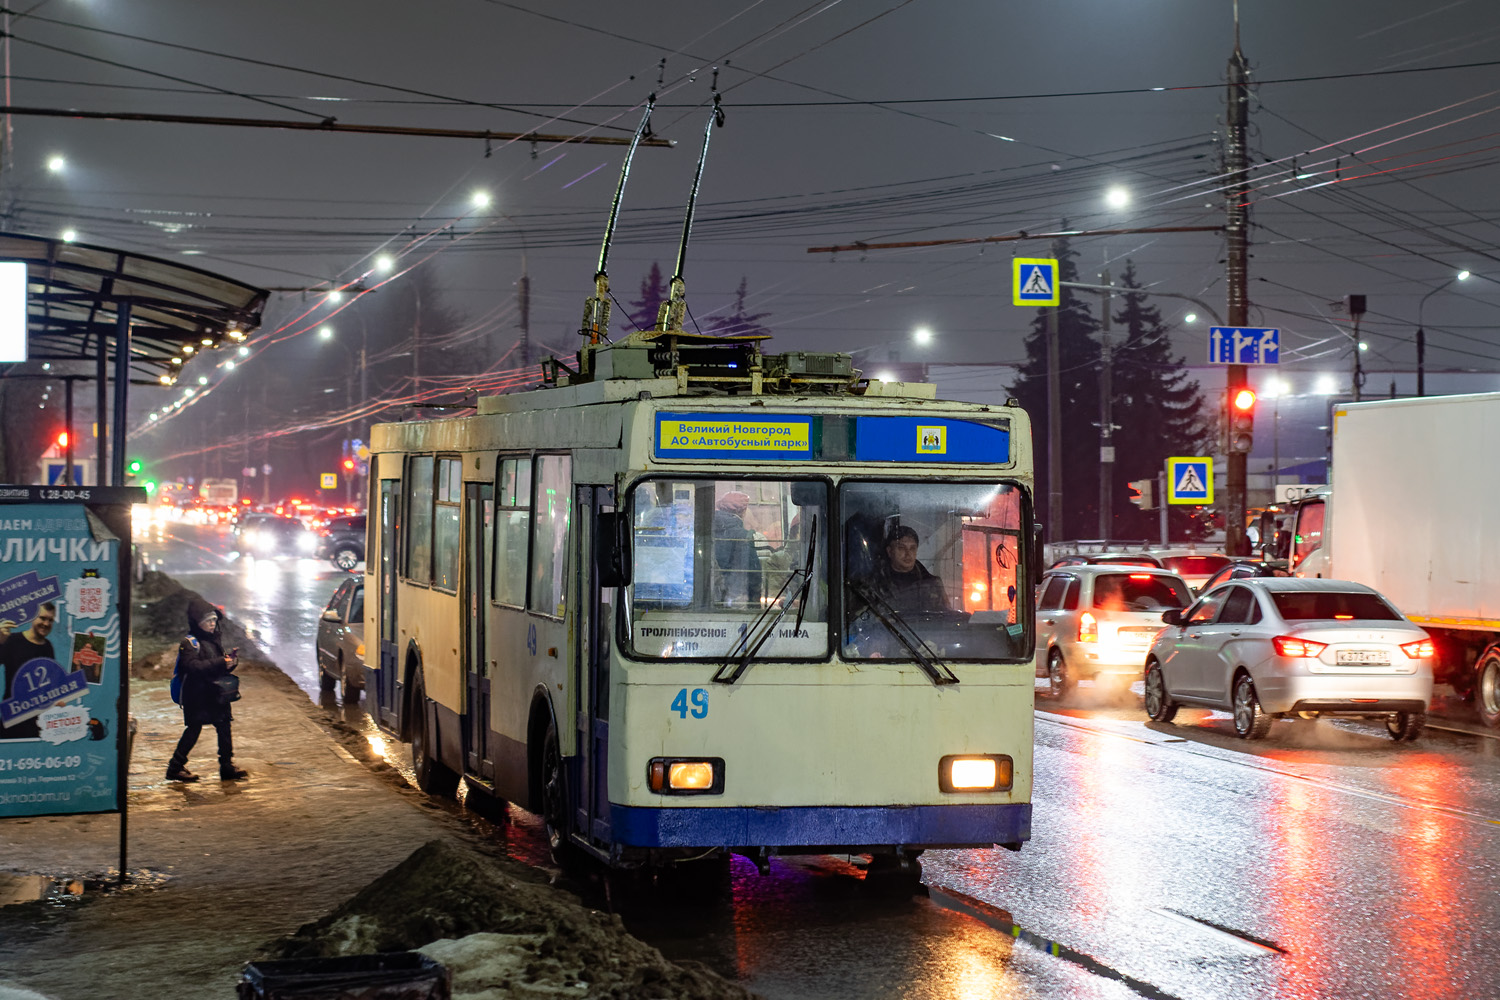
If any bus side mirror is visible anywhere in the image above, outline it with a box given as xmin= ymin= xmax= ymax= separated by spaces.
xmin=597 ymin=511 xmax=631 ymax=588
xmin=1032 ymin=522 xmax=1045 ymax=583
xmin=1273 ymin=529 xmax=1291 ymax=560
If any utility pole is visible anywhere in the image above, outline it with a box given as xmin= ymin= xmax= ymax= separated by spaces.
xmin=517 ymin=253 xmax=531 ymax=371
xmin=1223 ymin=17 xmax=1252 ymax=557
xmin=1047 ymin=237 xmax=1063 ymax=536
xmin=1097 ymin=269 xmax=1114 ymax=538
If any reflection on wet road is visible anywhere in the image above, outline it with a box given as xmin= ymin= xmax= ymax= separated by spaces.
xmin=136 ymin=520 xmax=1500 ymax=998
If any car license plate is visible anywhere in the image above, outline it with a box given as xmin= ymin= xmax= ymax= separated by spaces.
xmin=1336 ymin=648 xmax=1390 ymax=666
xmin=1118 ymin=627 xmax=1157 ymax=645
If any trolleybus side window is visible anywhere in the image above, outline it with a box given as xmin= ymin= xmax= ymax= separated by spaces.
xmin=433 ymin=457 xmax=462 ymax=593
xmin=842 ymin=480 xmax=1028 ymax=662
xmin=405 ymin=455 xmax=435 ymax=585
xmin=529 ymin=455 xmax=572 ymax=619
xmin=626 ymin=477 xmax=830 ymax=660
xmin=493 ymin=457 xmax=531 ymax=608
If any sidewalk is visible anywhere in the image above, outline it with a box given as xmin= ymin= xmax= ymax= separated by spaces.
xmin=0 ymin=667 xmax=508 ymax=1000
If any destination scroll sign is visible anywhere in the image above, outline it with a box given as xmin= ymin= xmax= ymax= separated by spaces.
xmin=656 ymin=414 xmax=813 ymax=460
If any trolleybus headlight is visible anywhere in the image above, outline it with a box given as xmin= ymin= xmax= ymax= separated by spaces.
xmin=939 ymin=754 xmax=1013 ymax=793
xmin=647 ymin=757 xmax=725 ymax=795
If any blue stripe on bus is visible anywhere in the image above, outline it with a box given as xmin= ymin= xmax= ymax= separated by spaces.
xmin=609 ymin=803 xmax=1030 ymax=848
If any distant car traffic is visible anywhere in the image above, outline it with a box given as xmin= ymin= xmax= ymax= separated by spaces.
xmin=1195 ymin=558 xmax=1289 ymax=595
xmin=1035 ymin=565 xmax=1194 ymax=697
xmin=319 ymin=514 xmax=367 ymax=571
xmin=316 ymin=576 xmax=365 ymax=700
xmin=1049 ymin=552 xmax=1164 ymax=570
xmin=1143 ymin=578 xmax=1434 ymax=741
xmin=233 ymin=513 xmax=318 ymax=559
xmin=1153 ymin=552 xmax=1233 ymax=592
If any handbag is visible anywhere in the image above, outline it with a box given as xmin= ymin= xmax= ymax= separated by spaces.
xmin=212 ymin=673 xmax=241 ymax=703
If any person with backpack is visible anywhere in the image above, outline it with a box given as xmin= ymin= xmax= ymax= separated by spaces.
xmin=166 ymin=597 xmax=247 ymax=783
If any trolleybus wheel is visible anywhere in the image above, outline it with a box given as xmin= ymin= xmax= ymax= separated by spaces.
xmin=1385 ymin=710 xmax=1426 ymax=742
xmin=1047 ymin=649 xmax=1074 ymax=699
xmin=1144 ymin=661 xmax=1178 ymax=724
xmin=541 ymin=721 xmax=579 ymax=867
xmin=1232 ymin=673 xmax=1272 ymax=740
xmin=1477 ymin=649 xmax=1500 ymax=729
xmin=410 ymin=671 xmax=460 ymax=798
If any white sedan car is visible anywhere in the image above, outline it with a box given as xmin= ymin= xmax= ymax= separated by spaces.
xmin=1143 ymin=578 xmax=1433 ymax=741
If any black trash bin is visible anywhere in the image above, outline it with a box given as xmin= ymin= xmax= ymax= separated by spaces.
xmin=237 ymin=952 xmax=450 ymax=1000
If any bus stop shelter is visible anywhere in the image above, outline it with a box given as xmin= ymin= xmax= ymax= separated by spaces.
xmin=2 ymin=232 xmax=268 ymax=486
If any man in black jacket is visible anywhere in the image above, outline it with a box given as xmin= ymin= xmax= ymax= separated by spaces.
xmin=877 ymin=526 xmax=949 ymax=615
xmin=166 ymin=597 xmax=248 ymax=782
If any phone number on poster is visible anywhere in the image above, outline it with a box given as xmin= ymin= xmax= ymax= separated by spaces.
xmin=0 ymin=756 xmax=82 ymax=771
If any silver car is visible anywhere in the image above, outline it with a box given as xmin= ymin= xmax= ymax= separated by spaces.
xmin=316 ymin=576 xmax=366 ymax=700
xmin=1143 ymin=578 xmax=1433 ymax=741
xmin=1035 ymin=565 xmax=1193 ymax=696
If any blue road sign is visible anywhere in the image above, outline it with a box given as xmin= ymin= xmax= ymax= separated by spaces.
xmin=1013 ymin=258 xmax=1059 ymax=306
xmin=1167 ymin=457 xmax=1214 ymax=505
xmin=1208 ymin=326 xmax=1280 ymax=365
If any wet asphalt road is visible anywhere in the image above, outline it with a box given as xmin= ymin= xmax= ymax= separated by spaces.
xmin=135 ymin=518 xmax=1500 ymax=1000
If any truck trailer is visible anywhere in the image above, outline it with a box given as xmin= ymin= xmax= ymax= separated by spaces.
xmin=1276 ymin=393 xmax=1500 ymax=726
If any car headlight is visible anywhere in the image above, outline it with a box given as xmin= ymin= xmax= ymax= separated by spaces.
xmin=939 ymin=754 xmax=1013 ymax=793
xmin=298 ymin=533 xmax=318 ymax=553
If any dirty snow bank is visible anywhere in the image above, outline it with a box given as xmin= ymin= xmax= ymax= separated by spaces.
xmin=269 ymin=840 xmax=761 ymax=1000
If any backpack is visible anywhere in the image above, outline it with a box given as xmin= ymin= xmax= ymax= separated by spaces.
xmin=169 ymin=637 xmax=197 ymax=705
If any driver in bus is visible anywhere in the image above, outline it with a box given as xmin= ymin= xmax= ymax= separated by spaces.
xmin=875 ymin=526 xmax=949 ymax=615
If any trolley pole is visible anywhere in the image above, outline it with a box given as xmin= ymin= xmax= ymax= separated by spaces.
xmin=1223 ymin=30 xmax=1252 ymax=557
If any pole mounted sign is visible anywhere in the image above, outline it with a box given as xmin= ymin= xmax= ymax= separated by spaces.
xmin=1209 ymin=326 xmax=1280 ymax=364
xmin=1167 ymin=457 xmax=1214 ymax=504
xmin=1013 ymin=258 xmax=1059 ymax=307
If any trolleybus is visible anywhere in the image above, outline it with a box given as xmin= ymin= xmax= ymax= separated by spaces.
xmin=362 ymin=333 xmax=1038 ymax=877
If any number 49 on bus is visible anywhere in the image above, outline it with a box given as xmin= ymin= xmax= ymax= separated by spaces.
xmin=671 ymin=688 xmax=709 ymax=719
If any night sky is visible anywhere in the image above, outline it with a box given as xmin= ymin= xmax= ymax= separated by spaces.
xmin=10 ymin=0 xmax=1500 ymax=475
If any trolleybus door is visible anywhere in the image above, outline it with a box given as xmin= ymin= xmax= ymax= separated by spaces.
xmin=463 ymin=482 xmax=495 ymax=778
xmin=376 ymin=474 xmax=400 ymax=730
xmin=575 ymin=485 xmax=614 ymax=845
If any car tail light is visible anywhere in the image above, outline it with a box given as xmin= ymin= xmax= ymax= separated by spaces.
xmin=1273 ymin=635 xmax=1328 ymax=658
xmin=1401 ymin=639 xmax=1434 ymax=659
xmin=1129 ymin=573 xmax=1152 ymax=580
xmin=1078 ymin=611 xmax=1097 ymax=642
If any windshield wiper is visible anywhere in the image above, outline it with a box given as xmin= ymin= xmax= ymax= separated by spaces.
xmin=845 ymin=579 xmax=959 ymax=686
xmin=713 ymin=515 xmax=819 ymax=686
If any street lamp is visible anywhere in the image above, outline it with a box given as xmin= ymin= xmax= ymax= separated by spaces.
xmin=46 ymin=154 xmax=66 ymax=173
xmin=1104 ymin=186 xmax=1130 ymax=210
xmin=913 ymin=326 xmax=933 ymax=346
xmin=1416 ymin=270 xmax=1471 ymax=397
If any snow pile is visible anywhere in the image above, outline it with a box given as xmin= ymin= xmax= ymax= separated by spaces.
xmin=270 ymin=840 xmax=760 ymax=1000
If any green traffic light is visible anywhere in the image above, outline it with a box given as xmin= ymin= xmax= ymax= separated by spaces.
xmin=143 ymin=480 xmax=157 ymax=494
xmin=128 ymin=459 xmax=143 ymax=474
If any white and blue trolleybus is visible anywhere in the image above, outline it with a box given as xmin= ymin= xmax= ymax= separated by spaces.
xmin=363 ymin=333 xmax=1038 ymax=879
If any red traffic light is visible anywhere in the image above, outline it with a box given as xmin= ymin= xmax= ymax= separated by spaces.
xmin=342 ymin=458 xmax=355 ymax=471
xmin=56 ymin=431 xmax=68 ymax=448
xmin=1232 ymin=388 xmax=1257 ymax=411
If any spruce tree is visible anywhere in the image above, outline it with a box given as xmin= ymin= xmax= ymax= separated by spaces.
xmin=622 ymin=262 xmax=667 ymax=334
xmin=1005 ymin=236 xmax=1102 ymax=540
xmin=1109 ymin=260 xmax=1211 ymax=538
xmin=705 ymin=277 xmax=773 ymax=337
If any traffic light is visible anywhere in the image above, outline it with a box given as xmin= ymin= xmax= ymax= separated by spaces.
xmin=128 ymin=458 xmax=143 ymax=476
xmin=1228 ymin=388 xmax=1256 ymax=453
xmin=342 ymin=458 xmax=355 ymax=472
xmin=55 ymin=431 xmax=68 ymax=449
xmin=1128 ymin=479 xmax=1154 ymax=510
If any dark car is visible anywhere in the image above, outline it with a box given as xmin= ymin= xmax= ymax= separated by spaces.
xmin=232 ymin=513 xmax=318 ymax=559
xmin=316 ymin=577 xmax=365 ymax=700
xmin=320 ymin=514 xmax=367 ymax=572
xmin=1196 ymin=558 xmax=1289 ymax=595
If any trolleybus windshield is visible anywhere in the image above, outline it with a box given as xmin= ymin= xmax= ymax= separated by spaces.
xmin=627 ymin=478 xmax=830 ymax=659
xmin=842 ymin=480 xmax=1028 ymax=662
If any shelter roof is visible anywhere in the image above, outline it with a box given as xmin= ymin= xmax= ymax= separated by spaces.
xmin=5 ymin=233 xmax=267 ymax=383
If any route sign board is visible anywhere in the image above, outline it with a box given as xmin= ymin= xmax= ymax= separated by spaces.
xmin=1209 ymin=326 xmax=1280 ymax=365
xmin=1013 ymin=258 xmax=1059 ymax=307
xmin=1167 ymin=457 xmax=1214 ymax=504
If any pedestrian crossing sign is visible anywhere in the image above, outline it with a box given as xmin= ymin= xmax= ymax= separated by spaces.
xmin=1013 ymin=257 xmax=1060 ymax=306
xmin=1166 ymin=457 xmax=1213 ymax=505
